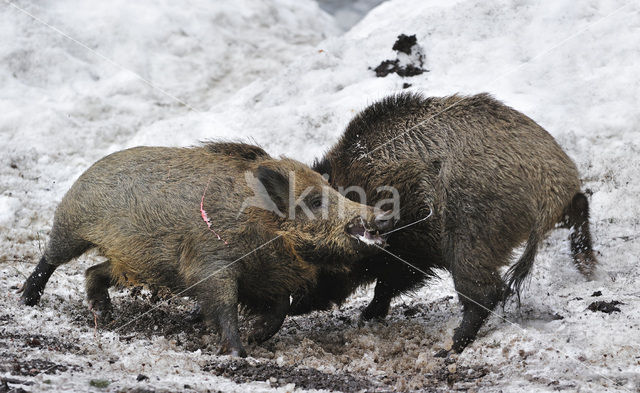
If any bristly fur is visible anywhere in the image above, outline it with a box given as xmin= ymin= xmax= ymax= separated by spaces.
xmin=312 ymin=156 xmax=332 ymax=178
xmin=291 ymin=92 xmax=598 ymax=354
xmin=19 ymin=142 xmax=387 ymax=357
xmin=203 ymin=141 xmax=269 ymax=161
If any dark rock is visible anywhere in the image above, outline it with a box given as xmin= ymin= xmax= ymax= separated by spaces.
xmin=372 ymin=33 xmax=427 ymax=78
xmin=374 ymin=59 xmax=399 ymax=77
xmin=588 ymin=300 xmax=622 ymax=314
xmin=392 ymin=34 xmax=418 ymax=55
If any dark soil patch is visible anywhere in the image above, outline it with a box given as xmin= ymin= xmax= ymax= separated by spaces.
xmin=103 ymin=299 xmax=206 ymax=337
xmin=588 ymin=300 xmax=623 ymax=313
xmin=95 ymin=290 xmax=274 ymax=352
xmin=374 ymin=59 xmax=401 ymax=77
xmin=72 ymin=287 xmax=212 ymax=351
xmin=203 ymin=359 xmax=375 ymax=392
xmin=374 ymin=61 xmax=425 ymax=78
xmin=0 ymin=331 xmax=81 ymax=353
xmin=376 ymin=362 xmax=490 ymax=391
xmin=0 ymin=352 xmax=82 ymax=376
xmin=373 ymin=34 xmax=427 ymax=78
xmin=401 ymin=304 xmax=421 ymax=317
xmin=440 ymin=364 xmax=489 ymax=386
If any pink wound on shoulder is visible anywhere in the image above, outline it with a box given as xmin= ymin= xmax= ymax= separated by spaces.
xmin=200 ymin=178 xmax=228 ymax=245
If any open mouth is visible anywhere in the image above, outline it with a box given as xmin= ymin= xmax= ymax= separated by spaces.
xmin=346 ymin=217 xmax=387 ymax=246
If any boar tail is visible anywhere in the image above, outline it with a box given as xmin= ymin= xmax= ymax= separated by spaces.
xmin=504 ymin=228 xmax=542 ymax=304
xmin=563 ymin=192 xmax=598 ymax=278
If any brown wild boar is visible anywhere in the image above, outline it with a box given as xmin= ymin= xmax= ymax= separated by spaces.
xmin=291 ymin=93 xmax=597 ymax=356
xmin=20 ymin=142 xmax=392 ymax=357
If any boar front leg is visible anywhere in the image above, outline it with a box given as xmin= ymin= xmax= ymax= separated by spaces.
xmin=85 ymin=261 xmax=115 ymax=322
xmin=248 ymin=294 xmax=290 ymax=344
xmin=197 ymin=276 xmax=246 ymax=357
xmin=361 ymin=261 xmax=426 ymax=322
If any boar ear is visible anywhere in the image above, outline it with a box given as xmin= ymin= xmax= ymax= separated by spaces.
xmin=255 ymin=166 xmax=289 ymax=216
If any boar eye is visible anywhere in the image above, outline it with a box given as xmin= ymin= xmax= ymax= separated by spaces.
xmin=309 ymin=197 xmax=324 ymax=210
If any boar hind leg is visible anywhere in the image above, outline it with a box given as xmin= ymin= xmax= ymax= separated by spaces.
xmin=20 ymin=256 xmax=58 ymax=306
xmin=85 ymin=261 xmax=115 ymax=321
xmin=448 ymin=268 xmax=504 ymax=354
xmin=438 ymin=235 xmax=506 ymax=356
xmin=248 ymin=294 xmax=290 ymax=344
xmin=561 ymin=192 xmax=598 ymax=278
xmin=197 ymin=277 xmax=246 ymax=357
xmin=21 ymin=230 xmax=93 ymax=306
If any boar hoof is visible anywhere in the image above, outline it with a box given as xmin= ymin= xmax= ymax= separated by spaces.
xmin=248 ymin=326 xmax=278 ymax=345
xmin=247 ymin=330 xmax=269 ymax=345
xmin=434 ymin=349 xmax=450 ymax=358
xmin=434 ymin=349 xmax=460 ymax=361
xmin=19 ymin=284 xmax=44 ymax=306
xmin=19 ymin=293 xmax=39 ymax=307
xmin=217 ymin=345 xmax=247 ymax=358
xmin=248 ymin=316 xmax=285 ymax=344
xmin=360 ymin=302 xmax=390 ymax=323
xmin=573 ymin=252 xmax=597 ymax=280
xmin=185 ymin=303 xmax=204 ymax=323
xmin=88 ymin=300 xmax=113 ymax=323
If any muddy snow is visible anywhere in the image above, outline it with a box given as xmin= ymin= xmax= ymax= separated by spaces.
xmin=1 ymin=0 xmax=639 ymax=392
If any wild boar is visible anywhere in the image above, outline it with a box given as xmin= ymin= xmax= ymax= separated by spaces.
xmin=290 ymin=93 xmax=597 ymax=355
xmin=19 ymin=142 xmax=391 ymax=357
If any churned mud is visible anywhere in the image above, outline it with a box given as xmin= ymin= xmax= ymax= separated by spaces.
xmin=2 ymin=253 xmax=640 ymax=392
xmin=0 ymin=279 xmax=496 ymax=392
xmin=203 ymin=359 xmax=374 ymax=392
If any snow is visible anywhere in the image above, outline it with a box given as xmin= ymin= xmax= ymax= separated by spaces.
xmin=1 ymin=0 xmax=640 ymax=391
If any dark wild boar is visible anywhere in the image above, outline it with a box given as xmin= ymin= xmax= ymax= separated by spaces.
xmin=291 ymin=93 xmax=597 ymax=355
xmin=20 ymin=142 xmax=391 ymax=357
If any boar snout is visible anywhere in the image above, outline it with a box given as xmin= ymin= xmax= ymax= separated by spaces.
xmin=346 ymin=210 xmax=395 ymax=246
xmin=373 ymin=210 xmax=396 ymax=232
